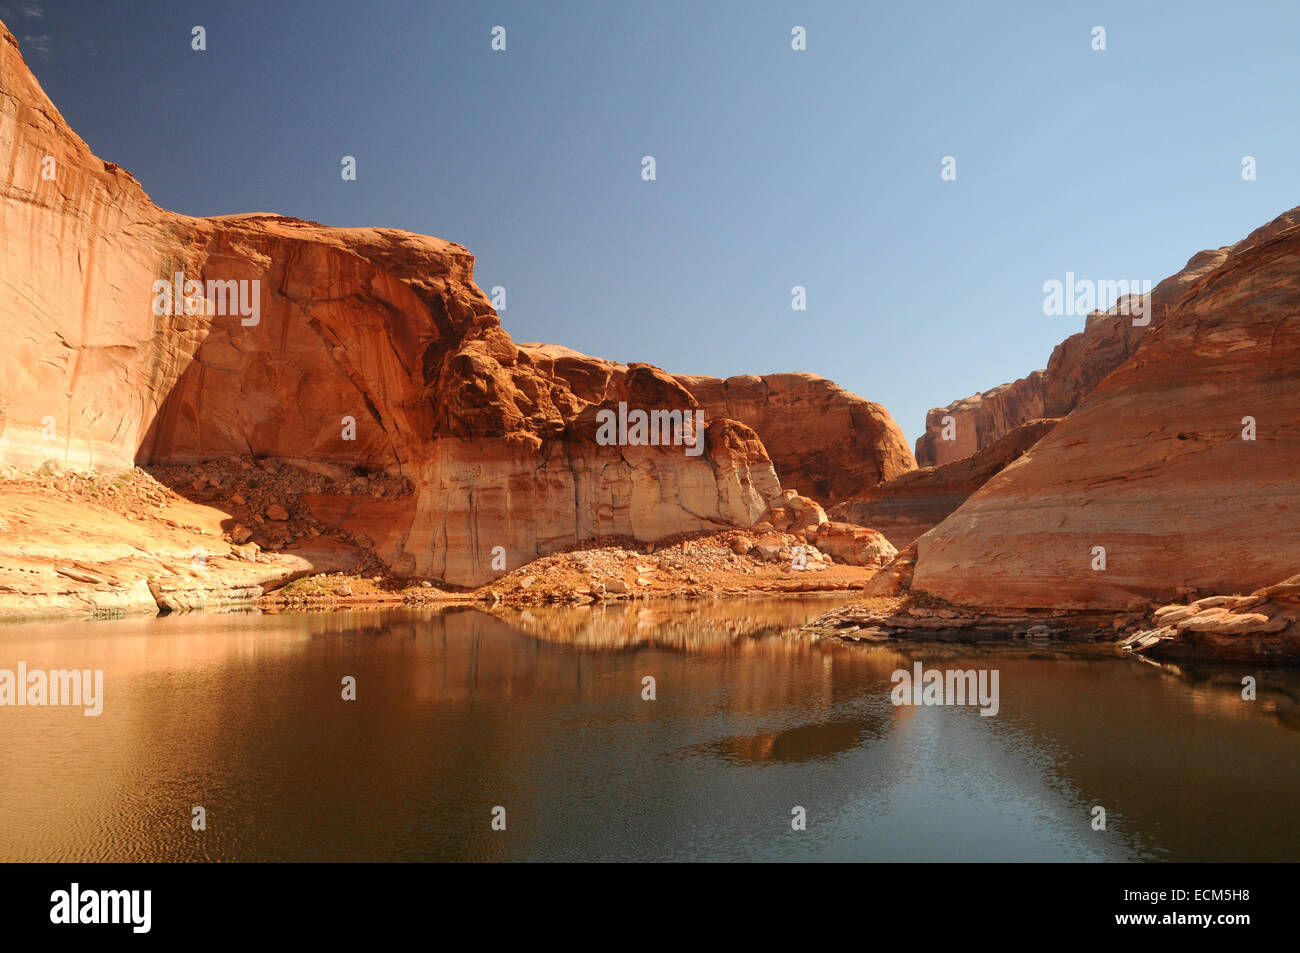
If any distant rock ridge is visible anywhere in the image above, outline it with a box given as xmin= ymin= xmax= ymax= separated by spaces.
xmin=518 ymin=343 xmax=916 ymax=504
xmin=914 ymin=246 xmax=1230 ymax=467
xmin=831 ymin=417 xmax=1061 ymax=548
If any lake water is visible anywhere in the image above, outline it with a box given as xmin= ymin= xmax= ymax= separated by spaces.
xmin=1 ymin=596 xmax=1296 ymax=862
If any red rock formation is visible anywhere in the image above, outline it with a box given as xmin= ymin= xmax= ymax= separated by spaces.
xmin=0 ymin=22 xmax=909 ymax=590
xmin=914 ymin=249 xmax=1228 ymax=467
xmin=908 ymin=206 xmax=1300 ymax=610
xmin=812 ymin=522 xmax=898 ymax=570
xmin=1122 ymin=575 xmax=1300 ymax=661
xmin=519 ymin=344 xmax=916 ymax=503
xmin=0 ymin=477 xmax=363 ymax=621
xmin=914 ymin=374 xmax=1046 ymax=468
xmin=675 ymin=371 xmax=915 ymax=502
xmin=831 ymin=418 xmax=1060 ymax=547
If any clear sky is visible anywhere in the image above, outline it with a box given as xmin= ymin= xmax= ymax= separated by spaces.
xmin=7 ymin=0 xmax=1299 ymax=447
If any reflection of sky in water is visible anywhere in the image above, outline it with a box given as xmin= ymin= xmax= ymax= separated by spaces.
xmin=0 ymin=600 xmax=1296 ymax=862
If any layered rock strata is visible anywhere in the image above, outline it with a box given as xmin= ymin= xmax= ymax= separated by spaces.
xmin=1121 ymin=574 xmax=1300 ymax=662
xmin=914 ymin=247 xmax=1230 ymax=467
xmin=830 ymin=418 xmax=1060 ymax=547
xmin=0 ymin=22 xmax=908 ymax=593
xmin=903 ymin=207 xmax=1300 ymax=616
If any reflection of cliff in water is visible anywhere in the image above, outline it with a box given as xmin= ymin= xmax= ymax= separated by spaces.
xmin=485 ymin=598 xmax=1300 ymax=734
xmin=2 ymin=598 xmax=1297 ymax=861
xmin=699 ymin=716 xmax=884 ymax=765
xmin=485 ymin=594 xmax=862 ymax=653
xmin=1133 ymin=656 xmax=1300 ymax=733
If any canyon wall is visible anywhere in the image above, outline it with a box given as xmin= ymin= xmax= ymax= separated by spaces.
xmin=908 ymin=207 xmax=1300 ymax=610
xmin=0 ymin=22 xmax=904 ymax=587
xmin=914 ymin=248 xmax=1229 ymax=467
xmin=518 ymin=343 xmax=916 ymax=503
xmin=831 ymin=417 xmax=1060 ymax=548
xmin=678 ymin=371 xmax=915 ymax=503
xmin=0 ymin=23 xmax=166 ymax=471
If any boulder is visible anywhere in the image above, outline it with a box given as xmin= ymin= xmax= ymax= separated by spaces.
xmin=813 ymin=522 xmax=898 ymax=569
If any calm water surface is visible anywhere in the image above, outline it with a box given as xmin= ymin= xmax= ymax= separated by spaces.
xmin=1 ymin=596 xmax=1296 ymax=862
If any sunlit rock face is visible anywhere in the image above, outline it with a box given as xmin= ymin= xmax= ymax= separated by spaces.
xmin=675 ymin=371 xmax=916 ymax=503
xmin=832 ymin=417 xmax=1061 ymax=548
xmin=914 ymin=248 xmax=1229 ymax=468
xmin=518 ymin=344 xmax=917 ymax=504
xmin=0 ymin=21 xmax=817 ymax=585
xmin=909 ymin=207 xmax=1300 ymax=610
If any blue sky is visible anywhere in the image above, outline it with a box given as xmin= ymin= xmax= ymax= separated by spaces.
xmin=8 ymin=0 xmax=1299 ymax=447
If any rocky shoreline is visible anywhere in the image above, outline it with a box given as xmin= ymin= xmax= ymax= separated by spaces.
xmin=5 ymin=454 xmax=1297 ymax=666
xmin=803 ymin=600 xmax=1137 ymax=644
xmin=4 ymin=457 xmax=1299 ymax=666
xmin=802 ymin=581 xmax=1300 ymax=663
xmin=0 ymin=460 xmax=888 ymax=624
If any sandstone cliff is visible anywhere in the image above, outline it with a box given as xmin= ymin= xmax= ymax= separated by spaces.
xmin=830 ymin=417 xmax=1060 ymax=547
xmin=0 ymin=22 xmax=906 ymax=593
xmin=914 ymin=249 xmax=1228 ymax=467
xmin=907 ymin=206 xmax=1300 ymax=612
xmin=519 ymin=343 xmax=916 ymax=503
xmin=675 ymin=371 xmax=915 ymax=502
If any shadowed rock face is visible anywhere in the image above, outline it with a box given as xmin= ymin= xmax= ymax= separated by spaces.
xmin=909 ymin=207 xmax=1300 ymax=610
xmin=831 ymin=418 xmax=1061 ymax=548
xmin=0 ymin=22 xmax=907 ymax=587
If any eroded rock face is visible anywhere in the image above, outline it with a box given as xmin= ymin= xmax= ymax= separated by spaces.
xmin=914 ymin=249 xmax=1229 ymax=467
xmin=1121 ymin=575 xmax=1300 ymax=661
xmin=909 ymin=206 xmax=1300 ymax=610
xmin=0 ymin=23 xmax=795 ymax=587
xmin=518 ymin=344 xmax=916 ymax=503
xmin=914 ymin=375 xmax=1047 ymax=468
xmin=831 ymin=418 xmax=1060 ymax=548
xmin=675 ymin=371 xmax=915 ymax=503
xmin=396 ymin=417 xmax=783 ymax=585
